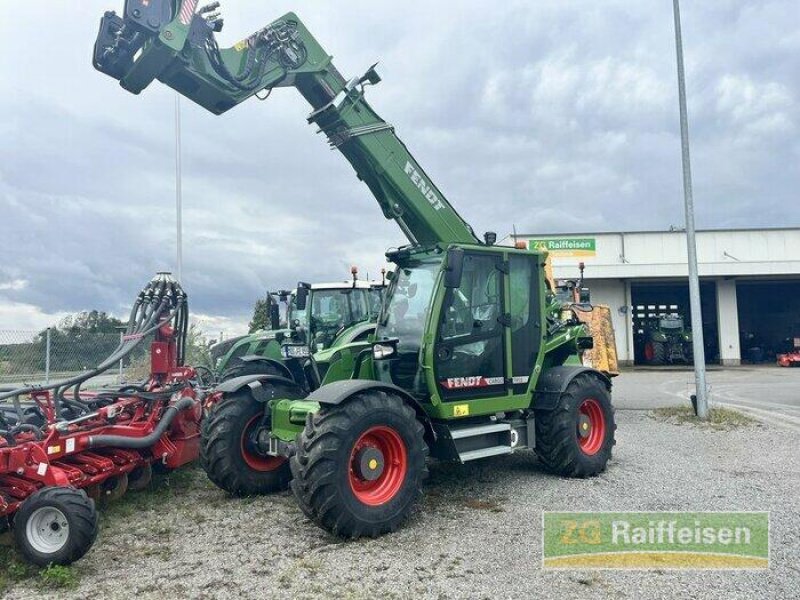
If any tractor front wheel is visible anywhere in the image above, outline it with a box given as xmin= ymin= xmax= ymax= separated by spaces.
xmin=221 ymin=360 xmax=278 ymax=382
xmin=644 ymin=341 xmax=666 ymax=365
xmin=290 ymin=391 xmax=428 ymax=538
xmin=13 ymin=487 xmax=98 ymax=567
xmin=200 ymin=390 xmax=291 ymax=496
xmin=535 ymin=373 xmax=616 ymax=477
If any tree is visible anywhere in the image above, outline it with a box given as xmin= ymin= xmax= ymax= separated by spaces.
xmin=185 ymin=323 xmax=214 ymax=369
xmin=249 ymin=297 xmax=271 ymax=333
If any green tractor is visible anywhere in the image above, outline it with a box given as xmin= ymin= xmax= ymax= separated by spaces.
xmin=211 ymin=278 xmax=386 ymax=382
xmin=642 ymin=314 xmax=693 ymax=365
xmin=95 ymin=2 xmax=617 ymax=538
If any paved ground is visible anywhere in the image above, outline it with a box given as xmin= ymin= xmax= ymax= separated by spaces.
xmin=615 ymin=366 xmax=800 ymax=431
xmin=2 ymin=368 xmax=799 ymax=599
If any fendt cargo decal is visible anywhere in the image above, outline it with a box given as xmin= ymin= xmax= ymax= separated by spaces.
xmin=440 ymin=376 xmax=505 ymax=390
xmin=440 ymin=375 xmax=530 ymax=390
xmin=405 ymin=161 xmax=445 ymax=211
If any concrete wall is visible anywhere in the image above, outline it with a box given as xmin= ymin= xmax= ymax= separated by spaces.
xmin=580 ymin=279 xmax=632 ymax=365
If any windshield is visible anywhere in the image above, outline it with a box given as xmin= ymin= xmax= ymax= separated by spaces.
xmin=368 ymin=287 xmax=385 ymax=320
xmin=376 ymin=260 xmax=440 ymax=397
xmin=660 ymin=317 xmax=684 ymax=330
xmin=307 ymin=288 xmax=371 ymax=349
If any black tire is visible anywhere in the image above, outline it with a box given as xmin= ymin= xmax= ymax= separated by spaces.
xmin=290 ymin=391 xmax=428 ymax=538
xmin=535 ymin=373 xmax=616 ymax=478
xmin=96 ymin=473 xmax=128 ymax=508
xmin=127 ymin=463 xmax=153 ymax=492
xmin=645 ymin=341 xmax=667 ymax=365
xmin=220 ymin=361 xmax=278 ymax=382
xmin=13 ymin=487 xmax=98 ymax=567
xmin=200 ymin=390 xmax=291 ymax=496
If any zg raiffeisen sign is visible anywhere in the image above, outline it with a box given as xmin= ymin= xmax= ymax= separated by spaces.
xmin=527 ymin=238 xmax=597 ymax=257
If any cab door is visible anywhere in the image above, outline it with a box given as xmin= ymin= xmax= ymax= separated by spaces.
xmin=433 ymin=252 xmax=508 ymax=402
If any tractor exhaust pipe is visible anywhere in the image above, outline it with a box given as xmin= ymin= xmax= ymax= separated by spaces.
xmin=88 ymin=397 xmax=196 ymax=449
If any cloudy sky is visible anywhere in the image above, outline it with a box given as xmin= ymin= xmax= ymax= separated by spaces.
xmin=1 ymin=1 xmax=798 ymax=335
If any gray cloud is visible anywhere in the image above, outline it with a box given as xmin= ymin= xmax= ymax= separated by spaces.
xmin=1 ymin=0 xmax=798 ymax=331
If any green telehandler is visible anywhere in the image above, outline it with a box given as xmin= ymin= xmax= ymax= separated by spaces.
xmin=94 ymin=1 xmax=617 ymax=538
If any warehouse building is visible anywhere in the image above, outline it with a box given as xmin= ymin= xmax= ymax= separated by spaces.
xmin=512 ymin=228 xmax=800 ymax=366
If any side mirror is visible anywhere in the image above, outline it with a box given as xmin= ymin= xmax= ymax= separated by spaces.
xmin=443 ymin=248 xmax=465 ymax=289
xmin=269 ymin=302 xmax=281 ymax=330
xmin=296 ymin=282 xmax=311 ymax=311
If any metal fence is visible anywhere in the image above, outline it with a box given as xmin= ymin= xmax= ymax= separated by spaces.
xmin=0 ymin=329 xmax=151 ymax=387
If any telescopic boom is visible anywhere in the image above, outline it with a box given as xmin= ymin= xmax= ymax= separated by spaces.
xmin=94 ymin=1 xmax=480 ymax=248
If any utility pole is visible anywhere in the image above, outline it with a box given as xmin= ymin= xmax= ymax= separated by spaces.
xmin=672 ymin=0 xmax=709 ymax=418
xmin=175 ymin=93 xmax=184 ymax=283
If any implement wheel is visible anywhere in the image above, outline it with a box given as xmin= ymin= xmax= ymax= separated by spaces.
xmin=128 ymin=463 xmax=153 ymax=492
xmin=200 ymin=390 xmax=291 ymax=496
xmin=13 ymin=487 xmax=98 ymax=566
xmin=290 ymin=391 xmax=428 ymax=538
xmin=535 ymin=373 xmax=616 ymax=477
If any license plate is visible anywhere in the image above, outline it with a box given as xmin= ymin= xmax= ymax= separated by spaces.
xmin=282 ymin=345 xmax=310 ymax=359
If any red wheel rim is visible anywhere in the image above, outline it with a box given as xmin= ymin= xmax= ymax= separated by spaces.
xmin=577 ymin=398 xmax=606 ymax=456
xmin=240 ymin=415 xmax=286 ymax=472
xmin=348 ymin=426 xmax=408 ymax=506
xmin=644 ymin=342 xmax=655 ymax=361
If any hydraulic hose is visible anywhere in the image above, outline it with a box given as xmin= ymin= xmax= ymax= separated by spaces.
xmin=87 ymin=397 xmax=196 ymax=449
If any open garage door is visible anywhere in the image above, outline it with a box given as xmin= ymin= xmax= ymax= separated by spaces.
xmin=737 ymin=280 xmax=800 ymax=364
xmin=631 ymin=281 xmax=719 ymax=366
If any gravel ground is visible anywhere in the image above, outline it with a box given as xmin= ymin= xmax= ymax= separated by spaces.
xmin=3 ymin=406 xmax=798 ymax=599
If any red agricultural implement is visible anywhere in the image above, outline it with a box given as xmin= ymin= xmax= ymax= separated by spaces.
xmin=0 ymin=274 xmax=205 ymax=565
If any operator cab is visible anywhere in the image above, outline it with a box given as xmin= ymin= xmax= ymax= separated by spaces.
xmin=374 ymin=246 xmax=544 ymax=405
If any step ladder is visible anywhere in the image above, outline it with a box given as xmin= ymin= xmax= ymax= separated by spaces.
xmin=449 ymin=422 xmax=513 ymax=463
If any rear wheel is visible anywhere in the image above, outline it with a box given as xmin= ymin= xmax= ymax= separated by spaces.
xmin=290 ymin=391 xmax=428 ymax=538
xmin=13 ymin=487 xmax=98 ymax=566
xmin=535 ymin=373 xmax=616 ymax=477
xmin=644 ymin=341 xmax=666 ymax=365
xmin=200 ymin=390 xmax=291 ymax=496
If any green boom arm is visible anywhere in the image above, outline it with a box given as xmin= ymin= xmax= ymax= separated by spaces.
xmin=94 ymin=1 xmax=479 ymax=248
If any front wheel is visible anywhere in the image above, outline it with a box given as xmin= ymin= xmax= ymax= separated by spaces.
xmin=220 ymin=360 xmax=279 ymax=382
xmin=13 ymin=487 xmax=98 ymax=566
xmin=200 ymin=390 xmax=291 ymax=496
xmin=535 ymin=373 xmax=616 ymax=477
xmin=290 ymin=391 xmax=428 ymax=538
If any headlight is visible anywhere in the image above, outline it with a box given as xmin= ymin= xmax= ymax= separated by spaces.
xmin=281 ymin=344 xmax=311 ymax=359
xmin=373 ymin=343 xmax=396 ymax=360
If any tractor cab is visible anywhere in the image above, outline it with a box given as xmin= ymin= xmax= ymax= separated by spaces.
xmin=372 ymin=245 xmax=576 ymax=420
xmin=293 ymin=281 xmax=377 ymax=351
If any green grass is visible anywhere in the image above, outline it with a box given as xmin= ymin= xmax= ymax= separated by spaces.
xmin=652 ymin=405 xmax=759 ymax=430
xmin=38 ymin=564 xmax=79 ymax=590
xmin=0 ymin=544 xmax=81 ymax=593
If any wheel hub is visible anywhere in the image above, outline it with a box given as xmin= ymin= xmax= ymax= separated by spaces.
xmin=348 ymin=426 xmax=408 ymax=506
xmin=577 ymin=398 xmax=606 ymax=456
xmin=26 ymin=507 xmax=69 ymax=554
xmin=354 ymin=447 xmax=385 ymax=481
xmin=577 ymin=414 xmax=592 ymax=439
xmin=240 ymin=414 xmax=286 ymax=472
